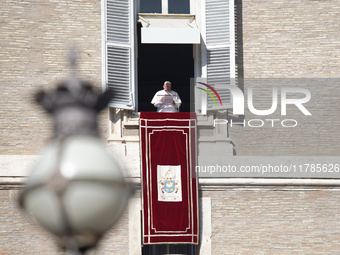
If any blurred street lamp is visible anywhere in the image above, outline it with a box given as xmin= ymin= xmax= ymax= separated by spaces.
xmin=19 ymin=50 xmax=129 ymax=254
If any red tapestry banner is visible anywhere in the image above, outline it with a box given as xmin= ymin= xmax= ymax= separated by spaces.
xmin=140 ymin=112 xmax=198 ymax=245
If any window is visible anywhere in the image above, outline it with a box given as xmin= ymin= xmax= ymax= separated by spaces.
xmin=168 ymin=0 xmax=190 ymax=14
xmin=140 ymin=0 xmax=190 ymax=14
xmin=140 ymin=0 xmax=161 ymax=13
xmin=102 ymin=0 xmax=235 ymax=111
xmin=137 ymin=29 xmax=194 ymax=112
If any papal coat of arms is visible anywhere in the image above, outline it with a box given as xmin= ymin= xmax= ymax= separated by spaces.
xmin=157 ymin=165 xmax=182 ymax=202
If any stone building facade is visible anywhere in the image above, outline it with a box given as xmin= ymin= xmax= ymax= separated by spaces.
xmin=1 ymin=0 xmax=340 ymax=254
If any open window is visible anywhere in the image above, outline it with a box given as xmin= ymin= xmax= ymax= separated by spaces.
xmin=137 ymin=23 xmax=194 ymax=112
xmin=102 ymin=0 xmax=235 ymax=113
xmin=137 ymin=0 xmax=198 ymax=112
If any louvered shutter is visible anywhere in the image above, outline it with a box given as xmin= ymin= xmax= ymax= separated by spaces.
xmin=203 ymin=0 xmax=235 ymax=110
xmin=105 ymin=0 xmax=135 ymax=109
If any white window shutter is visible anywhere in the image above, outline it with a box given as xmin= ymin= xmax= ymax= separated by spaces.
xmin=105 ymin=0 xmax=135 ymax=109
xmin=203 ymin=0 xmax=235 ymax=110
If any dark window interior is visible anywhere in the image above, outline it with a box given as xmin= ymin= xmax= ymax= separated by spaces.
xmin=140 ymin=0 xmax=162 ymax=13
xmin=137 ymin=24 xmax=194 ymax=112
xmin=142 ymin=244 xmax=196 ymax=255
xmin=168 ymin=0 xmax=190 ymax=14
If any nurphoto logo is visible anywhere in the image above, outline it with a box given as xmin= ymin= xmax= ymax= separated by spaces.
xmin=196 ymin=82 xmax=223 ymax=107
xmin=194 ymin=79 xmax=312 ymax=128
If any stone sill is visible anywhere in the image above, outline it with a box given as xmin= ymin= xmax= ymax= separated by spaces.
xmin=4 ymin=177 xmax=340 ymax=189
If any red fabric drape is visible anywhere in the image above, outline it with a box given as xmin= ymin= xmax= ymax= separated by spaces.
xmin=140 ymin=112 xmax=198 ymax=244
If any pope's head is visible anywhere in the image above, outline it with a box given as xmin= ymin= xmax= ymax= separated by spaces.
xmin=163 ymin=81 xmax=172 ymax=92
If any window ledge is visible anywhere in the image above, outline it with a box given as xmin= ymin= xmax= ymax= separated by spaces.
xmin=138 ymin=13 xmax=197 ymax=28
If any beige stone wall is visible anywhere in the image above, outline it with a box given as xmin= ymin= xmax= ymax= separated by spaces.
xmin=0 ymin=0 xmax=106 ymax=155
xmin=238 ymin=0 xmax=340 ymax=78
xmin=0 ymin=189 xmax=129 ymax=255
xmin=228 ymin=79 xmax=340 ymax=156
xmin=231 ymin=0 xmax=340 ymax=156
xmin=2 ymin=188 xmax=340 ymax=254
xmin=204 ymin=188 xmax=340 ymax=254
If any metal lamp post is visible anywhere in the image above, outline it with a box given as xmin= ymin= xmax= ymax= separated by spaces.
xmin=19 ymin=51 xmax=129 ymax=254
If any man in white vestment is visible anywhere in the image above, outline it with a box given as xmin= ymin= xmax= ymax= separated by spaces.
xmin=151 ymin=81 xmax=182 ymax=112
